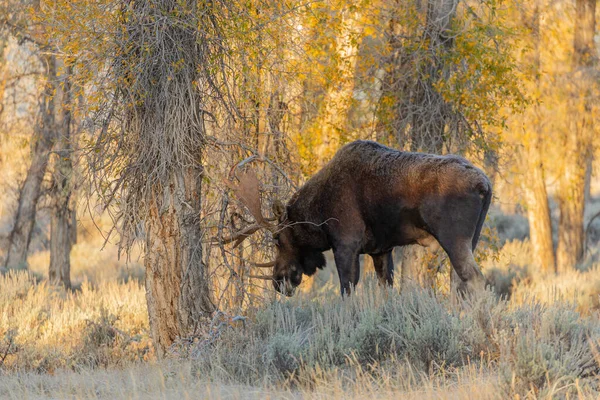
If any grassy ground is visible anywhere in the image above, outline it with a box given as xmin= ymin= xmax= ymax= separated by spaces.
xmin=2 ymin=184 xmax=600 ymax=399
xmin=2 ymin=240 xmax=600 ymax=399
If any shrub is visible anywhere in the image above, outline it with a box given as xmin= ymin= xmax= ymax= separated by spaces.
xmin=183 ymin=280 xmax=600 ymax=398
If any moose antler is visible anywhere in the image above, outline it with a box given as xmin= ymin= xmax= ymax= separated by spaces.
xmin=213 ymin=158 xmax=281 ymax=281
xmin=221 ymin=158 xmax=279 ymax=249
xmin=226 ymin=166 xmax=266 ymax=226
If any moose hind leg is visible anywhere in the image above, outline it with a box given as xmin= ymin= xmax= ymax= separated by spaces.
xmin=371 ymin=252 xmax=394 ymax=286
xmin=442 ymin=239 xmax=486 ymax=296
xmin=421 ymin=194 xmax=486 ymax=296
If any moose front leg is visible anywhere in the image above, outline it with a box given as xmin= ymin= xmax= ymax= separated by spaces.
xmin=333 ymin=244 xmax=361 ymax=296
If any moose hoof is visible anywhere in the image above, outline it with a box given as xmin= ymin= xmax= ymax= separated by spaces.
xmin=457 ymin=276 xmax=486 ymax=299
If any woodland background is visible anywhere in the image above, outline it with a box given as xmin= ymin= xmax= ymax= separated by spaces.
xmin=1 ymin=0 xmax=600 ymax=398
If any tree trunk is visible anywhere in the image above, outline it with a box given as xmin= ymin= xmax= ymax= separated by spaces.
xmin=557 ymin=0 xmax=596 ymax=272
xmin=525 ymin=140 xmax=555 ymax=273
xmin=115 ymin=0 xmax=217 ymax=357
xmin=410 ymin=0 xmax=458 ymax=153
xmin=4 ymin=55 xmax=56 ymax=270
xmin=483 ymin=149 xmax=499 ymax=186
xmin=557 ymin=130 xmax=589 ymax=272
xmin=395 ymin=0 xmax=458 ymax=287
xmin=145 ymin=167 xmax=213 ymax=356
xmin=313 ymin=9 xmax=361 ymax=166
xmin=49 ymin=210 xmax=72 ymax=287
xmin=523 ymin=0 xmax=556 ymax=273
xmin=400 ymin=245 xmax=439 ymax=290
xmin=375 ymin=0 xmax=408 ymax=145
xmin=49 ymin=63 xmax=74 ymax=289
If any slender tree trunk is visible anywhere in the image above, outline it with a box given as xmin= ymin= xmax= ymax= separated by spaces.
xmin=375 ymin=0 xmax=406 ymax=145
xmin=49 ymin=63 xmax=74 ymax=288
xmin=145 ymin=166 xmax=213 ymax=356
xmin=525 ymin=138 xmax=555 ymax=272
xmin=483 ymin=149 xmax=499 ymax=186
xmin=4 ymin=56 xmax=56 ymax=270
xmin=557 ymin=124 xmax=590 ymax=272
xmin=400 ymin=245 xmax=439 ymax=290
xmin=584 ymin=157 xmax=592 ymax=205
xmin=523 ymin=0 xmax=556 ymax=273
xmin=557 ymin=0 xmax=596 ymax=272
xmin=557 ymin=159 xmax=587 ymax=272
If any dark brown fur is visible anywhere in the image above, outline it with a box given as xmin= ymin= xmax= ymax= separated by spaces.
xmin=272 ymin=140 xmax=491 ymax=296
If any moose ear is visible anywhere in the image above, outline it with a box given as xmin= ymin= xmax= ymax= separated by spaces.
xmin=272 ymin=199 xmax=287 ymax=221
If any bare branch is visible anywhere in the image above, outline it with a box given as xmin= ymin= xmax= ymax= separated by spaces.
xmin=212 ymin=223 xmax=261 ymax=246
xmin=253 ymin=261 xmax=275 ymax=268
xmin=247 ymin=274 xmax=274 ymax=281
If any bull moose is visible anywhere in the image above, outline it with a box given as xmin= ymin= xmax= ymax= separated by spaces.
xmin=230 ymin=140 xmax=492 ymax=297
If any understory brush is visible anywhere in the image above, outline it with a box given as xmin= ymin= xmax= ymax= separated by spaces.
xmin=0 ymin=271 xmax=152 ymax=372
xmin=189 ymin=281 xmax=600 ymax=398
xmin=3 ymin=241 xmax=600 ymax=398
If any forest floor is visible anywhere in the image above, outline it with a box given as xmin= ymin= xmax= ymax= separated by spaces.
xmin=2 ymin=205 xmax=600 ymax=399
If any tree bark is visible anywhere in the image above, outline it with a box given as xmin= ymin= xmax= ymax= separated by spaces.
xmin=410 ymin=0 xmax=458 ymax=153
xmin=48 ymin=63 xmax=74 ymax=289
xmin=145 ymin=166 xmax=213 ymax=356
xmin=376 ymin=0 xmax=457 ymax=152
xmin=122 ymin=0 xmax=215 ymax=356
xmin=556 ymin=0 xmax=596 ymax=272
xmin=313 ymin=8 xmax=361 ymax=166
xmin=525 ymin=138 xmax=555 ymax=273
xmin=523 ymin=0 xmax=556 ymax=273
xmin=4 ymin=55 xmax=56 ymax=270
xmin=400 ymin=245 xmax=439 ymax=290
xmin=375 ymin=0 xmax=415 ymax=146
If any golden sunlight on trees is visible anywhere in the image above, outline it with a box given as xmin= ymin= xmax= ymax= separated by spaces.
xmin=521 ymin=0 xmax=556 ymax=273
xmin=1 ymin=1 xmax=600 ymax=390
xmin=1 ymin=0 xmax=76 ymax=288
xmin=556 ymin=0 xmax=597 ymax=273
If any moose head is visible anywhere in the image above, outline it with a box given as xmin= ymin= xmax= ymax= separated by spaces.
xmin=224 ymin=163 xmax=325 ymax=296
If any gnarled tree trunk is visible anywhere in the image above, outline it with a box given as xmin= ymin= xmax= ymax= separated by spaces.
xmin=410 ymin=0 xmax=458 ymax=153
xmin=382 ymin=0 xmax=459 ymax=288
xmin=117 ymin=0 xmax=216 ymax=357
xmin=4 ymin=55 xmax=56 ymax=270
xmin=145 ymin=167 xmax=213 ymax=355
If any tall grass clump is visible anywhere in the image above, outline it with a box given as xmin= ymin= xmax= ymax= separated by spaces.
xmin=0 ymin=270 xmax=152 ymax=372
xmin=188 ymin=279 xmax=600 ymax=398
xmin=499 ymin=302 xmax=600 ymax=397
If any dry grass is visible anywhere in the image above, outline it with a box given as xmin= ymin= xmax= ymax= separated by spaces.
xmin=0 ymin=270 xmax=152 ymax=373
xmin=1 ymin=251 xmax=600 ymax=399
xmin=0 ymin=360 xmax=504 ymax=400
xmin=3 ymin=194 xmax=600 ymax=399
